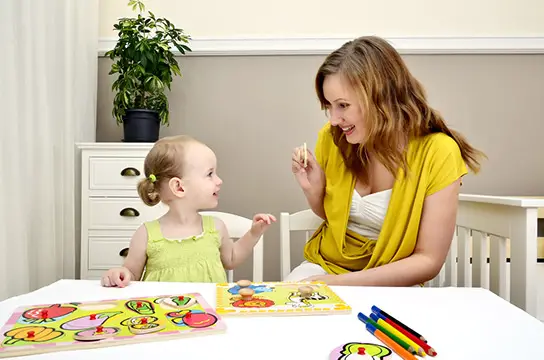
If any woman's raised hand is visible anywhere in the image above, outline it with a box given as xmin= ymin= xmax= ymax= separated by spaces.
xmin=291 ymin=145 xmax=325 ymax=194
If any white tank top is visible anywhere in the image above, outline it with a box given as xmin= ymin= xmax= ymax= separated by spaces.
xmin=347 ymin=189 xmax=392 ymax=240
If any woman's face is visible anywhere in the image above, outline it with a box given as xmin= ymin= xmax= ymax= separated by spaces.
xmin=322 ymin=73 xmax=366 ymax=144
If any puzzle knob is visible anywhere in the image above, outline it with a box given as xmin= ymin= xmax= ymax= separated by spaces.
xmin=238 ymin=287 xmax=254 ymax=300
xmin=237 ymin=279 xmax=251 ymax=288
xmin=298 ymin=286 xmax=313 ymax=298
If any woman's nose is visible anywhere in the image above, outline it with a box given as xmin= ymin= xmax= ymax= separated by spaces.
xmin=329 ymin=113 xmax=343 ymax=126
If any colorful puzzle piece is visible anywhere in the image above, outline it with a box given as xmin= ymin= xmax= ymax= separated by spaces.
xmin=329 ymin=342 xmax=393 ymax=360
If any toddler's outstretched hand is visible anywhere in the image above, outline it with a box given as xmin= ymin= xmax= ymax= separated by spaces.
xmin=250 ymin=213 xmax=277 ymax=236
xmin=101 ymin=267 xmax=132 ymax=288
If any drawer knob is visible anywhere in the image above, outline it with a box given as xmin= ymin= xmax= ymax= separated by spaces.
xmin=119 ymin=248 xmax=129 ymax=257
xmin=120 ymin=167 xmax=141 ymax=176
xmin=119 ymin=208 xmax=140 ymax=217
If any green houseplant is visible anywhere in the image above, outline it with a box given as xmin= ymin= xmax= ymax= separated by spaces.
xmin=105 ymin=0 xmax=192 ymax=142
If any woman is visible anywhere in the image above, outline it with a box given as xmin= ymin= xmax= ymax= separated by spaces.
xmin=288 ymin=36 xmax=485 ymax=286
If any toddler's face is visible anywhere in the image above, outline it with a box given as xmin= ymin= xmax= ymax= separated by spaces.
xmin=181 ymin=143 xmax=222 ymax=209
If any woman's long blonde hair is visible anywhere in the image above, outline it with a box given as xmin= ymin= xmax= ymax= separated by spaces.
xmin=315 ymin=36 xmax=485 ymax=185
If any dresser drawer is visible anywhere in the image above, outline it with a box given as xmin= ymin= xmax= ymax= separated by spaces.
xmin=88 ymin=198 xmax=168 ymax=230
xmin=88 ymin=238 xmax=131 ymax=270
xmin=82 ymin=270 xmax=105 ymax=281
xmin=89 ymin=157 xmax=146 ymax=190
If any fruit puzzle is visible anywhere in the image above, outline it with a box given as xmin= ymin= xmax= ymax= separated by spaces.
xmin=0 ymin=293 xmax=225 ymax=358
xmin=216 ymin=280 xmax=352 ymax=316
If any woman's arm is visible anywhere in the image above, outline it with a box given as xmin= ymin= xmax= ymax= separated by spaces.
xmin=293 ymin=147 xmax=327 ymax=220
xmin=317 ymin=178 xmax=461 ymax=286
xmin=304 ymin=187 xmax=326 ymax=220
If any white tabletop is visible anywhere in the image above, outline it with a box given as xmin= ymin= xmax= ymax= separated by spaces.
xmin=1 ymin=280 xmax=544 ymax=359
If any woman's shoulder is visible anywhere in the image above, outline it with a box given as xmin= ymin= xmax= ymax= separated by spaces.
xmin=318 ymin=122 xmax=332 ymax=136
xmin=411 ymin=132 xmax=462 ymax=159
xmin=316 ymin=122 xmax=333 ymax=146
xmin=315 ymin=122 xmax=336 ymax=166
xmin=409 ymin=132 xmax=468 ymax=193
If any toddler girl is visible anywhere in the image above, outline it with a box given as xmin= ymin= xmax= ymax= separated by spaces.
xmin=100 ymin=135 xmax=275 ymax=287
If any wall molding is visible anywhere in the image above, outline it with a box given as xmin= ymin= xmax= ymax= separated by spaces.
xmin=98 ymin=36 xmax=544 ymax=56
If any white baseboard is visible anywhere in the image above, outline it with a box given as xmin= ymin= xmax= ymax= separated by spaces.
xmin=98 ymin=36 xmax=544 ymax=56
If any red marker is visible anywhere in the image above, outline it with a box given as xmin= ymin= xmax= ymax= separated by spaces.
xmin=96 ymin=326 xmax=103 ymax=333
xmin=27 ymin=331 xmax=35 ymax=338
xmin=89 ymin=314 xmax=96 ymax=320
xmin=358 ymin=347 xmax=366 ymax=355
xmin=140 ymin=318 xmax=148 ymax=324
xmin=136 ymin=301 xmax=142 ymax=308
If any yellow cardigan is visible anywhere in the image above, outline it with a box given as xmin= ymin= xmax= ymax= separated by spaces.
xmin=304 ymin=123 xmax=468 ymax=274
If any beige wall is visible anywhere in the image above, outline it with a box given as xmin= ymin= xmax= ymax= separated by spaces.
xmin=99 ymin=0 xmax=544 ymax=38
xmin=96 ymin=54 xmax=544 ymax=280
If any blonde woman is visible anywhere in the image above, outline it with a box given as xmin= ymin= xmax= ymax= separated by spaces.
xmin=289 ymin=36 xmax=485 ymax=287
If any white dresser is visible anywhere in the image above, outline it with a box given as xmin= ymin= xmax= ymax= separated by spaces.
xmin=77 ymin=143 xmax=168 ymax=280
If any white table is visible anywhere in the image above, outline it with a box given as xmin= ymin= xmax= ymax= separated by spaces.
xmin=1 ymin=280 xmax=544 ymax=359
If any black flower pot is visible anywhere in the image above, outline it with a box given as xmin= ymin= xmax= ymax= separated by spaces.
xmin=122 ymin=109 xmax=160 ymax=142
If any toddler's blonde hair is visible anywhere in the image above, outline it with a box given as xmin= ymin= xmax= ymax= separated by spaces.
xmin=137 ymin=135 xmax=199 ymax=206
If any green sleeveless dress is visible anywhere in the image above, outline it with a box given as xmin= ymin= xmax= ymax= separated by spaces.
xmin=141 ymin=216 xmax=227 ymax=283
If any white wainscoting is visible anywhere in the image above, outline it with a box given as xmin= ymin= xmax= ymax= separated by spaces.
xmin=98 ymin=36 xmax=544 ymax=56
xmin=538 ymin=265 xmax=544 ymax=321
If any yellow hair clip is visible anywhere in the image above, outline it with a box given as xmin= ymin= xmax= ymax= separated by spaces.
xmin=148 ymin=174 xmax=157 ymax=183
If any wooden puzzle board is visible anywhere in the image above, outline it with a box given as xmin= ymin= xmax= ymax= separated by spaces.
xmin=0 ymin=293 xmax=225 ymax=358
xmin=216 ymin=281 xmax=351 ymax=316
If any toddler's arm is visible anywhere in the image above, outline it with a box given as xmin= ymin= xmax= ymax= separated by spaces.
xmin=101 ymin=225 xmax=148 ymax=287
xmin=122 ymin=225 xmax=148 ymax=280
xmin=215 ymin=214 xmax=276 ymax=270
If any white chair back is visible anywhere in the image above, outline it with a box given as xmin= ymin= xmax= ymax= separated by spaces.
xmin=279 ymin=209 xmax=323 ymax=280
xmin=200 ymin=211 xmax=263 ymax=282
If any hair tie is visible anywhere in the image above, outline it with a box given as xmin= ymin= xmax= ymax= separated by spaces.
xmin=148 ymin=174 xmax=157 ymax=183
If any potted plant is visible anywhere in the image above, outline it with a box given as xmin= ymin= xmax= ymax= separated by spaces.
xmin=105 ymin=0 xmax=192 ymax=142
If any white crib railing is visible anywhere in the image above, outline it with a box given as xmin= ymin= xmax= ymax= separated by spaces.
xmin=428 ymin=194 xmax=544 ymax=319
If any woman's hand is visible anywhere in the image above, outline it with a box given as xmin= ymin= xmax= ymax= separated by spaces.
xmin=302 ymin=274 xmax=337 ymax=284
xmin=291 ymin=146 xmax=325 ymax=194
